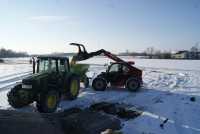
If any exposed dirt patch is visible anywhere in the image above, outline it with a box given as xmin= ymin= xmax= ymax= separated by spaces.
xmin=0 ymin=102 xmax=142 ymax=134
xmin=90 ymin=102 xmax=142 ymax=119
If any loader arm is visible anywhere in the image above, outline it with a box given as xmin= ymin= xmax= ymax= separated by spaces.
xmin=70 ymin=43 xmax=128 ymax=64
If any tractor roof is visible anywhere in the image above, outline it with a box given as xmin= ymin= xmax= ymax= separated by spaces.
xmin=37 ymin=55 xmax=69 ymax=60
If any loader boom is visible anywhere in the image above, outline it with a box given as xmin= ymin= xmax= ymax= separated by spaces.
xmin=70 ymin=43 xmax=132 ymax=65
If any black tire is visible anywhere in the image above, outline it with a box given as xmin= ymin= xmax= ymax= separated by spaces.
xmin=36 ymin=90 xmax=60 ymax=113
xmin=66 ymin=75 xmax=80 ymax=100
xmin=125 ymin=77 xmax=140 ymax=92
xmin=7 ymin=84 xmax=33 ymax=108
xmin=83 ymin=76 xmax=89 ymax=88
xmin=92 ymin=77 xmax=107 ymax=91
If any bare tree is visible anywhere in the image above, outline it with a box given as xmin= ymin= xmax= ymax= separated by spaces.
xmin=190 ymin=42 xmax=199 ymax=59
xmin=145 ymin=47 xmax=155 ymax=59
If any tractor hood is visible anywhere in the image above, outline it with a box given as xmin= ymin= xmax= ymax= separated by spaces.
xmin=22 ymin=72 xmax=49 ymax=85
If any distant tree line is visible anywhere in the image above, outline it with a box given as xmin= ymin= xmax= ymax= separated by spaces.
xmin=119 ymin=47 xmax=172 ymax=59
xmin=144 ymin=47 xmax=172 ymax=59
xmin=119 ymin=43 xmax=200 ymax=60
xmin=0 ymin=48 xmax=28 ymax=58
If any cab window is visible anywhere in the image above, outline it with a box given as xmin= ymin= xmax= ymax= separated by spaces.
xmin=122 ymin=65 xmax=129 ymax=73
xmin=58 ymin=59 xmax=68 ymax=72
xmin=38 ymin=59 xmax=49 ymax=73
xmin=50 ymin=60 xmax=57 ymax=72
xmin=38 ymin=59 xmax=57 ymax=73
xmin=109 ymin=64 xmax=120 ymax=72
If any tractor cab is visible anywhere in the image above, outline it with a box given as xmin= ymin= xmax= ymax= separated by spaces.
xmin=33 ymin=56 xmax=70 ymax=74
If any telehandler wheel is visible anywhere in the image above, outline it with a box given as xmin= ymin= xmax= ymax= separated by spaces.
xmin=36 ymin=90 xmax=60 ymax=113
xmin=67 ymin=75 xmax=80 ymax=100
xmin=125 ymin=77 xmax=140 ymax=92
xmin=92 ymin=77 xmax=107 ymax=91
xmin=7 ymin=84 xmax=33 ymax=108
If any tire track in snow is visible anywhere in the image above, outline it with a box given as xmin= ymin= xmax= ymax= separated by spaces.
xmin=0 ymin=73 xmax=31 ymax=91
xmin=0 ymin=71 xmax=31 ymax=80
xmin=0 ymin=72 xmax=31 ymax=84
xmin=143 ymin=68 xmax=195 ymax=90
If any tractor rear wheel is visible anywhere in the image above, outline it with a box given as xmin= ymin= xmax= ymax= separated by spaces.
xmin=66 ymin=75 xmax=80 ymax=100
xmin=92 ymin=77 xmax=107 ymax=91
xmin=125 ymin=77 xmax=140 ymax=92
xmin=7 ymin=84 xmax=33 ymax=108
xmin=36 ymin=90 xmax=60 ymax=113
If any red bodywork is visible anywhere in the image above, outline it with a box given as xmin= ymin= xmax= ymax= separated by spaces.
xmin=100 ymin=50 xmax=143 ymax=87
xmin=104 ymin=51 xmax=142 ymax=75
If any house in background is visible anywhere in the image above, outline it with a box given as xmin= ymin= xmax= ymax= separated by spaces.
xmin=172 ymin=51 xmax=189 ymax=59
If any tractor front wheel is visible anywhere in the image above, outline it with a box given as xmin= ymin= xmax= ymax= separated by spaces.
xmin=7 ymin=84 xmax=33 ymax=108
xmin=36 ymin=90 xmax=60 ymax=113
xmin=92 ymin=77 xmax=107 ymax=91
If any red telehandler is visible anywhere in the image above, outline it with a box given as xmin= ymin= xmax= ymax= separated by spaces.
xmin=70 ymin=43 xmax=143 ymax=92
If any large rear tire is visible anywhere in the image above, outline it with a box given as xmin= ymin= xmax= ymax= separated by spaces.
xmin=66 ymin=75 xmax=80 ymax=100
xmin=92 ymin=77 xmax=107 ymax=91
xmin=125 ymin=77 xmax=140 ymax=92
xmin=36 ymin=90 xmax=60 ymax=113
xmin=7 ymin=84 xmax=33 ymax=108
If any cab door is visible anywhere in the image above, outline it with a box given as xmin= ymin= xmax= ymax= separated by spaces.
xmin=49 ymin=59 xmax=60 ymax=84
xmin=107 ymin=63 xmax=124 ymax=86
xmin=57 ymin=59 xmax=69 ymax=90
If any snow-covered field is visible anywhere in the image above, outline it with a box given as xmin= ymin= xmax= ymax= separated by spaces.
xmin=0 ymin=57 xmax=200 ymax=134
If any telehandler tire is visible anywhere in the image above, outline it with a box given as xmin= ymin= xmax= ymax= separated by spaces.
xmin=92 ymin=77 xmax=107 ymax=91
xmin=125 ymin=77 xmax=140 ymax=92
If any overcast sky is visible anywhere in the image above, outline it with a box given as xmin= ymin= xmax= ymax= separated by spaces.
xmin=0 ymin=0 xmax=200 ymax=54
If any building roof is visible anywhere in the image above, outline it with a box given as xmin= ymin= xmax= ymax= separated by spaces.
xmin=175 ymin=50 xmax=189 ymax=55
xmin=37 ymin=55 xmax=69 ymax=60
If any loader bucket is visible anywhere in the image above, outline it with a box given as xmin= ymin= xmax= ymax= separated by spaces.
xmin=70 ymin=64 xmax=90 ymax=79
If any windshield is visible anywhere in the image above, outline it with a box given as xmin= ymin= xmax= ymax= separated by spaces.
xmin=38 ymin=59 xmax=57 ymax=73
xmin=109 ymin=64 xmax=120 ymax=72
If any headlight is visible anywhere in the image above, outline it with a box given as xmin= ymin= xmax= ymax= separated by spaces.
xmin=22 ymin=84 xmax=32 ymax=89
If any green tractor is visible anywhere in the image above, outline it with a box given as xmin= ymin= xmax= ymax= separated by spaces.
xmin=7 ymin=56 xmax=86 ymax=113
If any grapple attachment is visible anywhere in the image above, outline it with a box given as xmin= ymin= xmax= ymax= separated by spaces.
xmin=70 ymin=43 xmax=90 ymax=63
xmin=70 ymin=43 xmax=102 ymax=64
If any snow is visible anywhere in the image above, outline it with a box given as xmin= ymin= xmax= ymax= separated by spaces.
xmin=1 ymin=57 xmax=200 ymax=134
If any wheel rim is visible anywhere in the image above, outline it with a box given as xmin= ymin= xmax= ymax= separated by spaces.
xmin=128 ymin=80 xmax=138 ymax=90
xmin=18 ymin=90 xmax=29 ymax=102
xmin=47 ymin=95 xmax=57 ymax=109
xmin=95 ymin=80 xmax=104 ymax=89
xmin=70 ymin=80 xmax=78 ymax=96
